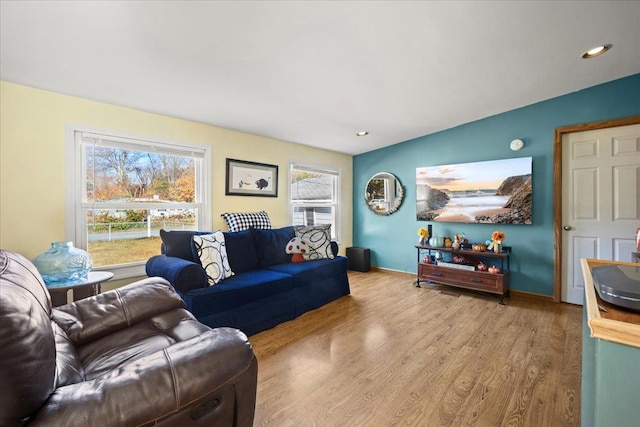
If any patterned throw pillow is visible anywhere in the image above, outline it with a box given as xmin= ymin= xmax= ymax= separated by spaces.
xmin=221 ymin=211 xmax=272 ymax=232
xmin=294 ymin=224 xmax=334 ymax=261
xmin=192 ymin=231 xmax=234 ymax=286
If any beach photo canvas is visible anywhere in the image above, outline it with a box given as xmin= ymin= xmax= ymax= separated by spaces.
xmin=416 ymin=157 xmax=532 ymax=224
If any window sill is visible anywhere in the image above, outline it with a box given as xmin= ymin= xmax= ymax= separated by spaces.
xmin=93 ymin=262 xmax=146 ymax=282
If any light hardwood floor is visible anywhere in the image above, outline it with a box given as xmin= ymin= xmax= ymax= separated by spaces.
xmin=250 ymin=270 xmax=582 ymax=426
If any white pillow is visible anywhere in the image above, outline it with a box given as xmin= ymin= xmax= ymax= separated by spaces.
xmin=192 ymin=231 xmax=234 ymax=286
xmin=295 ymin=224 xmax=334 ymax=261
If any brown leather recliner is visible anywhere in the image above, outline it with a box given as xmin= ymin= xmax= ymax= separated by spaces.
xmin=0 ymin=250 xmax=258 ymax=427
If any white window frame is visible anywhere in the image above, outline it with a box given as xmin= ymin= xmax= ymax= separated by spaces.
xmin=288 ymin=160 xmax=341 ymax=242
xmin=65 ymin=123 xmax=212 ymax=280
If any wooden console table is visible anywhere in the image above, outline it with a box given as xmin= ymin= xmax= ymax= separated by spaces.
xmin=415 ymin=245 xmax=510 ymax=303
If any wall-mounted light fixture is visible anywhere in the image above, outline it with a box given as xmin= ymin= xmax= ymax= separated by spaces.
xmin=356 ymin=131 xmax=369 ymax=136
xmin=510 ymin=139 xmax=525 ymax=151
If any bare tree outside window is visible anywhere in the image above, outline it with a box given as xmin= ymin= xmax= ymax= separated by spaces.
xmin=74 ymin=133 xmax=206 ymax=269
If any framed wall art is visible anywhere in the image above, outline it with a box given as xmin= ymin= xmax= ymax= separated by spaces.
xmin=416 ymin=157 xmax=532 ymax=224
xmin=225 ymin=158 xmax=278 ymax=197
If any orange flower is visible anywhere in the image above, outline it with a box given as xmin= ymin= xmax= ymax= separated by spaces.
xmin=492 ymin=231 xmax=505 ymax=242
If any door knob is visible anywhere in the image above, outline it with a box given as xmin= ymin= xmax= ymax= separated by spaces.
xmin=563 ymin=225 xmax=572 ymax=231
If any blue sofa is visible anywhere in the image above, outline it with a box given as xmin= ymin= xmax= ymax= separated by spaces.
xmin=146 ymin=226 xmax=350 ymax=336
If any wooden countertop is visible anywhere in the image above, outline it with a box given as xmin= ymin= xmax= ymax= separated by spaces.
xmin=581 ymin=258 xmax=640 ymax=348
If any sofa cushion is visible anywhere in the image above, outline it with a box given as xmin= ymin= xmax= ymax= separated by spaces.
xmin=160 ymin=229 xmax=210 ymax=262
xmin=267 ymin=257 xmax=347 ymax=287
xmin=253 ymin=226 xmax=295 ymax=268
xmin=192 ymin=232 xmax=234 ymax=286
xmin=295 ymin=224 xmax=334 ymax=260
xmin=224 ymin=229 xmax=260 ymax=273
xmin=52 ymin=322 xmax=84 ymax=387
xmin=184 ymin=269 xmax=294 ymax=318
xmin=221 ymin=211 xmax=272 ymax=232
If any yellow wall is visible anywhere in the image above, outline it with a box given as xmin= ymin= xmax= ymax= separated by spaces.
xmin=0 ymin=81 xmax=353 ymax=283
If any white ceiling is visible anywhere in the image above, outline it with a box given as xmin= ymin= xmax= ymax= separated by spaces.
xmin=2 ymin=1 xmax=639 ymax=155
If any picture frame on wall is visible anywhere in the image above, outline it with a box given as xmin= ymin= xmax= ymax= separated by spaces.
xmin=225 ymin=158 xmax=278 ymax=197
xmin=416 ymin=157 xmax=532 ymax=224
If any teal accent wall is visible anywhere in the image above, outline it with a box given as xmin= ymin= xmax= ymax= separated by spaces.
xmin=353 ymin=73 xmax=640 ymax=295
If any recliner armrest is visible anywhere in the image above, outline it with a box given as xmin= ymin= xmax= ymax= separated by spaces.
xmin=146 ymin=255 xmax=208 ymax=293
xmin=52 ymin=278 xmax=185 ymax=345
xmin=29 ymin=328 xmax=258 ymax=427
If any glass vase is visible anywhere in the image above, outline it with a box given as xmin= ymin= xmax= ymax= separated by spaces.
xmin=33 ymin=242 xmax=93 ymax=284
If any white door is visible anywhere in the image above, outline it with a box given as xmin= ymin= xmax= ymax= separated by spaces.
xmin=561 ymin=123 xmax=640 ymax=304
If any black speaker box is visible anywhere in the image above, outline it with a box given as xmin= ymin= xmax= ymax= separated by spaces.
xmin=346 ymin=247 xmax=370 ymax=272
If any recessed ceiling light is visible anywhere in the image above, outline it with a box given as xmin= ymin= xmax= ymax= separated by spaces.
xmin=581 ymin=44 xmax=611 ymax=59
xmin=356 ymin=131 xmax=369 ymax=136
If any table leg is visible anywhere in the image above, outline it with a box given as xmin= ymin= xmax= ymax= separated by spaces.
xmin=72 ymin=284 xmax=99 ymax=302
xmin=50 ymin=290 xmax=68 ymax=307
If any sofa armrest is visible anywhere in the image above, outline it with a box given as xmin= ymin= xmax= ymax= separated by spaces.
xmin=52 ymin=278 xmax=185 ymax=345
xmin=146 ymin=254 xmax=208 ymax=293
xmin=331 ymin=241 xmax=339 ymax=257
xmin=29 ymin=328 xmax=258 ymax=427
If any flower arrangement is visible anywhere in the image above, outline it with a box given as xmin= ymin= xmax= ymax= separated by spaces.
xmin=487 ymin=230 xmax=505 ymax=253
xmin=417 ymin=227 xmax=429 ymax=245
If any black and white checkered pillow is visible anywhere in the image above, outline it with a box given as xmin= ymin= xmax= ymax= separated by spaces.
xmin=221 ymin=211 xmax=272 ymax=232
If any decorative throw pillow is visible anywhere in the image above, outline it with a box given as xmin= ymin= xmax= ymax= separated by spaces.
xmin=160 ymin=229 xmax=210 ymax=262
xmin=294 ymin=224 xmax=334 ymax=261
xmin=192 ymin=232 xmax=234 ymax=286
xmin=285 ymin=236 xmax=309 ymax=263
xmin=221 ymin=211 xmax=272 ymax=232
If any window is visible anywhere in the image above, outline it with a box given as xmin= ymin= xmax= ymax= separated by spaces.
xmin=289 ymin=161 xmax=340 ymax=240
xmin=66 ymin=125 xmax=211 ymax=279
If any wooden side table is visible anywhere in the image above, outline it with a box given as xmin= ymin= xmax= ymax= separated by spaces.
xmin=46 ymin=271 xmax=114 ymax=307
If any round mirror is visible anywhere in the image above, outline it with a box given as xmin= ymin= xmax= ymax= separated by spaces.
xmin=365 ymin=172 xmax=404 ymax=215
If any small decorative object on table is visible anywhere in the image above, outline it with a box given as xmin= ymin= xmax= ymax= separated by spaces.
xmin=487 ymin=230 xmax=506 ymax=253
xmin=417 ymin=227 xmax=429 ymax=246
xmin=430 ymin=234 xmax=444 ymax=248
xmin=33 ymin=241 xmax=93 ymax=284
xmin=472 ymin=243 xmax=487 ymax=252
xmin=451 ymin=234 xmax=462 ymax=250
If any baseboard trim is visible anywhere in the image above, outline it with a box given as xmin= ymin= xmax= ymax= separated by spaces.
xmin=368 ymin=266 xmax=414 ymax=275
xmin=507 ymin=289 xmax=554 ymax=302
